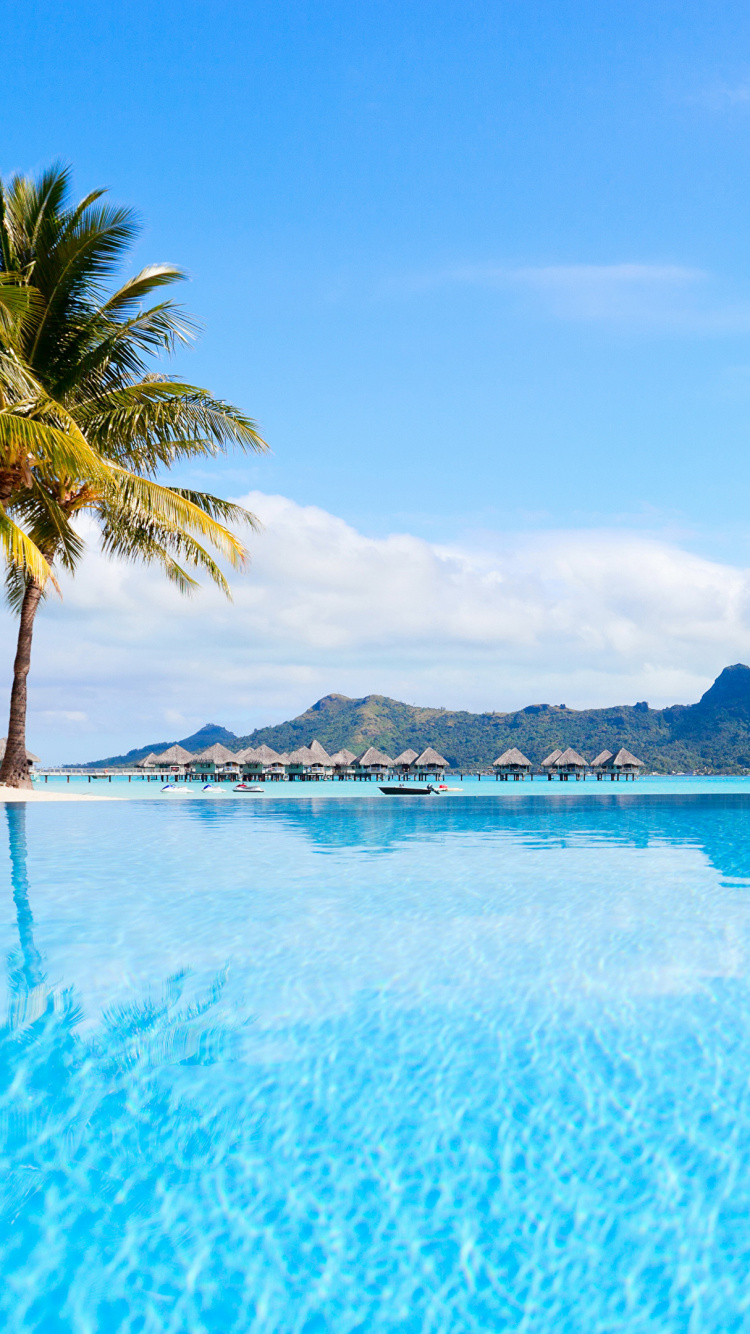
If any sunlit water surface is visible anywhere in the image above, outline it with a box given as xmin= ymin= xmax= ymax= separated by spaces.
xmin=2 ymin=792 xmax=750 ymax=1332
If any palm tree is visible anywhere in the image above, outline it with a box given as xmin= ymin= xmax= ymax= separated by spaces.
xmin=0 ymin=164 xmax=268 ymax=787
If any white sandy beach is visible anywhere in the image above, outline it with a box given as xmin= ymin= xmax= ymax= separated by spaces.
xmin=0 ymin=785 xmax=118 ymax=802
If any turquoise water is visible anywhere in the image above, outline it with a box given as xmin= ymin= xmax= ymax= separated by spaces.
xmin=2 ymin=791 xmax=750 ymax=1330
xmin=31 ymin=772 xmax=750 ymax=798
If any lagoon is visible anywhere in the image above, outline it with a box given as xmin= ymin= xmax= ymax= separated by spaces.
xmin=2 ymin=789 xmax=750 ymax=1330
xmin=25 ymin=771 xmax=750 ymax=799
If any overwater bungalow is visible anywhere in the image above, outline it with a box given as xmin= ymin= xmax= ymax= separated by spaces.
xmin=234 ymin=746 xmax=264 ymax=776
xmin=234 ymin=744 xmax=284 ymax=778
xmin=154 ymin=744 xmax=195 ymax=773
xmin=253 ymin=744 xmax=286 ymax=779
xmin=413 ymin=747 xmax=448 ymax=777
xmin=329 ymin=748 xmax=357 ymax=777
xmin=355 ymin=747 xmax=394 ymax=778
xmin=188 ymin=743 xmax=240 ymax=779
xmin=590 ymin=750 xmax=614 ymax=775
xmin=286 ymin=744 xmax=332 ymax=779
xmin=541 ymin=749 xmax=563 ymax=771
xmin=285 ymin=745 xmax=311 ymax=776
xmin=551 ymin=747 xmax=589 ymax=781
xmin=601 ymin=747 xmax=645 ymax=781
xmin=307 ymin=739 xmax=335 ymax=777
xmin=493 ymin=747 xmax=532 ymax=780
xmin=392 ymin=748 xmax=419 ymax=773
xmin=135 ymin=752 xmax=160 ymax=770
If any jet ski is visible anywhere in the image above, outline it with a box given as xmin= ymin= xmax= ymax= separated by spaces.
xmin=234 ymin=783 xmax=264 ymax=793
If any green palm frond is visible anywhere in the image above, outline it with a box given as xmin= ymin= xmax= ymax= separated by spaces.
xmin=0 ymin=346 xmax=48 ymax=401
xmin=11 ymin=483 xmax=87 ymax=572
xmin=0 ymin=162 xmax=265 ymax=612
xmin=0 ymin=278 xmax=43 ymax=341
xmin=100 ymin=263 xmax=187 ymax=315
xmin=99 ymin=514 xmax=230 ymax=595
xmin=58 ymin=303 xmax=198 ymax=395
xmin=5 ymin=562 xmax=32 ymax=613
xmin=169 ymin=490 xmax=262 ymax=531
xmin=29 ymin=202 xmax=141 ymax=323
xmin=0 ymin=410 xmax=108 ymax=481
xmin=0 ymin=163 xmax=72 ymax=272
xmin=100 ymin=468 xmax=248 ymax=569
xmin=77 ymin=380 xmax=268 ymax=465
xmin=0 ymin=509 xmax=54 ymax=589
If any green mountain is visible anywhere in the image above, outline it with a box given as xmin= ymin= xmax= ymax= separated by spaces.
xmin=83 ymin=723 xmax=238 ymax=769
xmin=86 ymin=664 xmax=750 ymax=772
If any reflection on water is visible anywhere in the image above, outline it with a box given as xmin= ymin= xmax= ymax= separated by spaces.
xmin=178 ymin=789 xmax=750 ymax=877
xmin=1 ymin=806 xmax=245 ymax=1332
xmin=6 ymin=806 xmax=44 ymax=997
xmin=3 ymin=797 xmax=750 ymax=1329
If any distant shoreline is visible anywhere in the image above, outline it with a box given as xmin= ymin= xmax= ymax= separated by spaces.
xmin=74 ymin=666 xmax=750 ymax=777
xmin=7 ymin=774 xmax=750 ymax=803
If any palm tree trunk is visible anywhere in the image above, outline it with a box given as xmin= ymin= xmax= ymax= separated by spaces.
xmin=0 ymin=579 xmax=43 ymax=789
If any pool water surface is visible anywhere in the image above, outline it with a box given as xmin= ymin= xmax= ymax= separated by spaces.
xmin=2 ymin=792 xmax=750 ymax=1332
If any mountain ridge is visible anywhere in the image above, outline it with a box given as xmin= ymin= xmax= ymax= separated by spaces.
xmin=83 ymin=664 xmax=750 ymax=772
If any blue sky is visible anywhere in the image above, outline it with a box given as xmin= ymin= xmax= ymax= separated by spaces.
xmin=6 ymin=0 xmax=750 ymax=758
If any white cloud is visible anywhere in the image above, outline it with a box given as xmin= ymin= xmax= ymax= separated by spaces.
xmin=1 ymin=492 xmax=750 ymax=761
xmin=389 ymin=262 xmax=750 ymax=331
xmin=38 ymin=710 xmax=88 ymax=724
xmin=507 ymin=263 xmax=705 ymax=322
xmin=690 ymin=84 xmax=750 ymax=110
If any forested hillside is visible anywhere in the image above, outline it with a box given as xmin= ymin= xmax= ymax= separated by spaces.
xmin=88 ymin=665 xmax=750 ymax=772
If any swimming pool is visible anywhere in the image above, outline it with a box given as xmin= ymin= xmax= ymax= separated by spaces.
xmin=2 ymin=791 xmax=750 ymax=1331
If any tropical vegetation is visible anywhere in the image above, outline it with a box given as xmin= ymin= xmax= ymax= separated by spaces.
xmin=0 ymin=164 xmax=266 ymax=786
xmin=93 ymin=664 xmax=750 ymax=774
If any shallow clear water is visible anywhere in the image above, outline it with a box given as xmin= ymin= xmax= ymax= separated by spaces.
xmin=31 ymin=772 xmax=750 ymax=799
xmin=3 ymin=791 xmax=750 ymax=1331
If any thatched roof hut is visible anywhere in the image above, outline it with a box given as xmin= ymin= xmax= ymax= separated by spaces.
xmin=0 ymin=738 xmax=39 ymax=765
xmin=392 ymin=748 xmax=419 ymax=769
xmin=330 ymin=748 xmax=356 ymax=768
xmin=541 ymin=749 xmax=562 ymax=768
xmin=553 ymin=747 xmax=588 ymax=771
xmin=234 ymin=746 xmax=260 ymax=763
xmin=253 ymin=744 xmax=283 ymax=766
xmin=307 ymin=739 xmax=334 ymax=767
xmin=135 ymin=752 xmax=160 ymax=769
xmin=493 ymin=747 xmax=532 ymax=771
xmin=590 ymin=750 xmax=613 ymax=769
xmin=609 ymin=747 xmax=645 ymax=771
xmin=414 ymin=747 xmax=448 ymax=770
xmin=190 ymin=743 xmax=238 ymax=767
xmin=155 ymin=744 xmax=194 ymax=767
xmin=357 ymin=747 xmax=393 ymax=770
xmin=287 ymin=746 xmax=314 ymax=767
xmin=280 ymin=740 xmax=334 ymax=775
